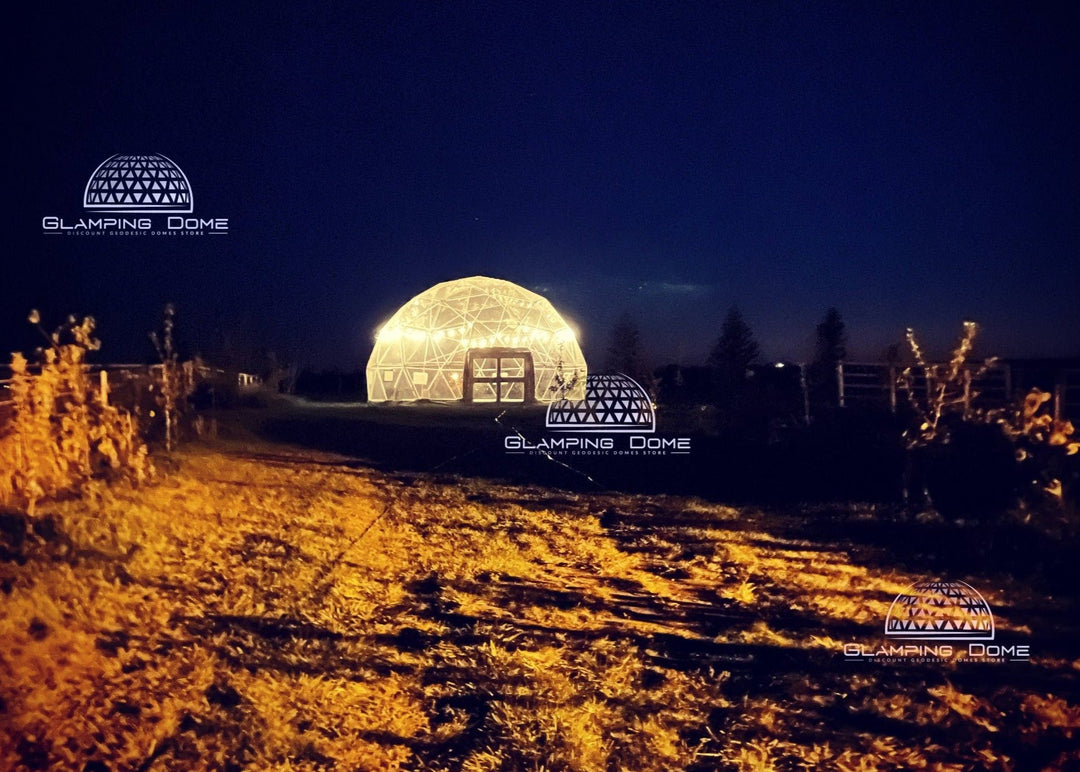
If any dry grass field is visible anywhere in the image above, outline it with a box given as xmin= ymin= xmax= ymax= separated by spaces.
xmin=2 ymin=441 xmax=1078 ymax=770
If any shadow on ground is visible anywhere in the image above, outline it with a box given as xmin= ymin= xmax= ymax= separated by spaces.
xmin=6 ymin=442 xmax=1078 ymax=771
xmin=242 ymin=400 xmax=904 ymax=504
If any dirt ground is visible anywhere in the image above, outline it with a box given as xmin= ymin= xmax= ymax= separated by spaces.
xmin=1 ymin=440 xmax=1078 ymax=770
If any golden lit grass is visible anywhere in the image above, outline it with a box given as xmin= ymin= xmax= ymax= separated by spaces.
xmin=0 ymin=441 xmax=1077 ymax=770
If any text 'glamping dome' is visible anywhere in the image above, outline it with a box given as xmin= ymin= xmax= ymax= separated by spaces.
xmin=367 ymin=277 xmax=587 ymax=404
xmin=884 ymin=581 xmax=994 ymax=641
xmin=83 ymin=154 xmax=192 ymax=213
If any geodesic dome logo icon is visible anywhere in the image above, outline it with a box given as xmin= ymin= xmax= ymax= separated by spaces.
xmin=83 ymin=154 xmax=193 ymax=213
xmin=884 ymin=581 xmax=995 ymax=641
xmin=546 ymin=373 xmax=655 ymax=433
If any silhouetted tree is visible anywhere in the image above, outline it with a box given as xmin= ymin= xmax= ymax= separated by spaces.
xmin=883 ymin=342 xmax=902 ymax=366
xmin=260 ymin=351 xmax=293 ymax=396
xmin=815 ymin=308 xmax=846 ymax=365
xmin=708 ymin=307 xmax=759 ymax=406
xmin=655 ymin=364 xmax=712 ymax=406
xmin=809 ymin=307 xmax=846 ymax=408
xmin=709 ymin=308 xmax=758 ymax=378
xmin=605 ymin=313 xmax=651 ymax=388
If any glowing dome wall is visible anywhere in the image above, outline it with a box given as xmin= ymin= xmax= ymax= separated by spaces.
xmin=367 ymin=277 xmax=587 ymax=403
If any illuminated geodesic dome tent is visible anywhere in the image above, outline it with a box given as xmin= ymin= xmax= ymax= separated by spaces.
xmin=367 ymin=277 xmax=587 ymax=404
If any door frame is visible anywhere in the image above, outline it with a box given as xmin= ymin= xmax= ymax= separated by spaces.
xmin=462 ymin=347 xmax=535 ymax=404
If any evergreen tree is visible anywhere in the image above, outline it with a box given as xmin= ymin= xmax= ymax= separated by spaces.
xmin=605 ymin=313 xmax=650 ymax=387
xmin=814 ymin=307 xmax=846 ymax=365
xmin=708 ymin=307 xmax=759 ymax=403
xmin=809 ymin=307 xmax=846 ymax=408
xmin=709 ymin=307 xmax=759 ymax=376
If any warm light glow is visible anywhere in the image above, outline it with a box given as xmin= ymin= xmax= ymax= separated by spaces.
xmin=376 ymin=325 xmax=401 ymax=343
xmin=367 ymin=276 xmax=587 ymax=403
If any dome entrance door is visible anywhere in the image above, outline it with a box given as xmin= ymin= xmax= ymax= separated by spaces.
xmin=463 ymin=348 xmax=535 ymax=404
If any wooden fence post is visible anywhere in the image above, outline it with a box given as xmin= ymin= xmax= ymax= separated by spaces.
xmin=836 ymin=362 xmax=845 ymax=408
xmin=800 ymin=363 xmax=810 ymax=424
xmin=888 ymin=366 xmax=897 ymax=414
xmin=99 ymin=369 xmax=109 ymax=407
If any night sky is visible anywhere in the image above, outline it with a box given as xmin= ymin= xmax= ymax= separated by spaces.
xmin=3 ymin=2 xmax=1078 ymax=371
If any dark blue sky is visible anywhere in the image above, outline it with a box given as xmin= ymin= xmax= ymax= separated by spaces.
xmin=4 ymin=2 xmax=1078 ymax=369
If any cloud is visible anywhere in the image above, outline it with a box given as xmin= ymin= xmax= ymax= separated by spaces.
xmin=636 ymin=281 xmax=714 ymax=296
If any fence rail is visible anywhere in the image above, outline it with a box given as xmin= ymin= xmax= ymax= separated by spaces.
xmin=0 ymin=364 xmax=262 ymax=416
xmin=838 ymin=361 xmax=1078 ymax=418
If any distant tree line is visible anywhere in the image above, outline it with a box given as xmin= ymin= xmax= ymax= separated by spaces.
xmin=605 ymin=305 xmax=849 ymax=432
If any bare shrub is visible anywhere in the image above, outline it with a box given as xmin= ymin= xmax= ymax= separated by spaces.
xmin=149 ymin=303 xmax=195 ymax=452
xmin=0 ymin=312 xmax=151 ymax=515
xmin=994 ymin=388 xmax=1079 ymax=516
xmin=547 ymin=351 xmax=583 ymax=400
xmin=899 ymin=322 xmax=1078 ymax=521
xmin=899 ymin=321 xmax=996 ymax=449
